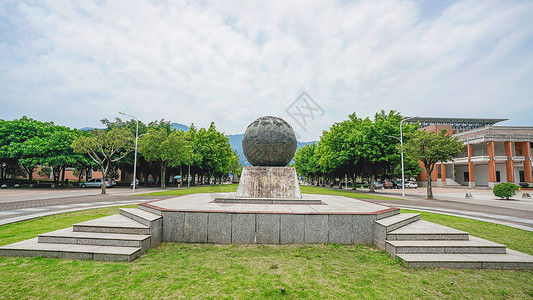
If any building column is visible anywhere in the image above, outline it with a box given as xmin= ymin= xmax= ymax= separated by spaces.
xmin=523 ymin=141 xmax=533 ymax=184
xmin=505 ymin=141 xmax=514 ymax=183
xmin=440 ymin=163 xmax=446 ymax=187
xmin=487 ymin=141 xmax=497 ymax=188
xmin=467 ymin=144 xmax=475 ymax=188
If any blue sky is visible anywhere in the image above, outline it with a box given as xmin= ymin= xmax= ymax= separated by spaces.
xmin=1 ymin=0 xmax=532 ymax=141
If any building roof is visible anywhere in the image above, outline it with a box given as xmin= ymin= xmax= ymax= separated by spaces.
xmin=405 ymin=117 xmax=507 ymax=131
xmin=454 ymin=126 xmax=533 ymax=143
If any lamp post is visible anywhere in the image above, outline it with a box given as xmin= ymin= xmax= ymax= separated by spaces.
xmin=386 ymin=116 xmax=418 ymax=197
xmin=119 ymin=112 xmax=139 ymax=192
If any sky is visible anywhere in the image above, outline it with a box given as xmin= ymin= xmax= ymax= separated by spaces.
xmin=1 ymin=0 xmax=532 ymax=141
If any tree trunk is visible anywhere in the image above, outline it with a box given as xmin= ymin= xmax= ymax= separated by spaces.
xmin=161 ymin=163 xmax=166 ymax=189
xmin=100 ymin=160 xmax=109 ymax=195
xmin=352 ymin=174 xmax=357 ymax=190
xmin=369 ymin=174 xmax=375 ymax=192
xmin=426 ymin=166 xmax=434 ymax=199
xmin=60 ymin=167 xmax=65 ymax=184
xmin=338 ymin=177 xmax=343 ymax=189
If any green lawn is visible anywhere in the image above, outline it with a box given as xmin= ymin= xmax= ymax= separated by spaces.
xmin=1 ymin=191 xmax=532 ymax=298
xmin=138 ymin=183 xmax=400 ymax=201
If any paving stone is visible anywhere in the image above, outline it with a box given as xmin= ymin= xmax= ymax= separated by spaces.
xmin=207 ymin=213 xmax=232 ymax=244
xmin=183 ymin=212 xmax=208 ymax=243
xmin=328 ymin=215 xmax=353 ymax=244
xmin=231 ymin=213 xmax=255 ymax=244
xmin=256 ymin=214 xmax=280 ymax=244
xmin=304 ymin=215 xmax=328 ymax=243
xmin=280 ymin=214 xmax=304 ymax=244
xmin=162 ymin=211 xmax=185 ymax=242
xmin=353 ymin=215 xmax=376 ymax=244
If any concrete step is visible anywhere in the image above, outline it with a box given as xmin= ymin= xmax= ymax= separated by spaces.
xmin=387 ymin=220 xmax=469 ymax=241
xmin=0 ymin=238 xmax=141 ymax=262
xmin=73 ymin=214 xmax=150 ymax=235
xmin=396 ymin=249 xmax=533 ymax=269
xmin=119 ymin=208 xmax=161 ymax=227
xmin=386 ymin=236 xmax=507 ymax=256
xmin=38 ymin=227 xmax=151 ymax=251
xmin=375 ymin=213 xmax=420 ymax=232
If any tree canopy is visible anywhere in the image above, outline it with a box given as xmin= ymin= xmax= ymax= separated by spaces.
xmin=403 ymin=129 xmax=463 ymax=199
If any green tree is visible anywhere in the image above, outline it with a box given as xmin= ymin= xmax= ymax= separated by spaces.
xmin=403 ymin=129 xmax=463 ymax=199
xmin=138 ymin=129 xmax=192 ymax=189
xmin=0 ymin=117 xmax=54 ymax=182
xmin=72 ymin=128 xmax=135 ymax=194
xmin=20 ymin=126 xmax=90 ymax=184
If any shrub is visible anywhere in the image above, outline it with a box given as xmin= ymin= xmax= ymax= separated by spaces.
xmin=493 ymin=182 xmax=520 ymax=199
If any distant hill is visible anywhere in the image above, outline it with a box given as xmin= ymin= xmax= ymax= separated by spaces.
xmin=228 ymin=134 xmax=316 ymax=166
xmin=171 ymin=123 xmax=189 ymax=132
xmin=79 ymin=127 xmax=96 ymax=131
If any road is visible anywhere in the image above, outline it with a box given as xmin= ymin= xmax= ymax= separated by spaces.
xmin=354 ymin=186 xmax=533 ymax=231
xmin=1 ymin=185 xmax=532 ymax=231
xmin=0 ymin=186 xmax=168 ymax=226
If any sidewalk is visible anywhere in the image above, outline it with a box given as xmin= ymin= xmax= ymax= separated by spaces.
xmin=316 ymin=185 xmax=533 ymax=231
xmin=0 ymin=187 xmax=169 ymax=226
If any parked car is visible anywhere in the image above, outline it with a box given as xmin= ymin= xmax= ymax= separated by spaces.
xmin=406 ymin=181 xmax=418 ymax=188
xmin=80 ymin=178 xmax=113 ymax=188
xmin=381 ymin=181 xmax=394 ymax=189
xmin=393 ymin=181 xmax=404 ymax=189
xmin=106 ymin=178 xmax=117 ymax=186
xmin=373 ymin=181 xmax=384 ymax=189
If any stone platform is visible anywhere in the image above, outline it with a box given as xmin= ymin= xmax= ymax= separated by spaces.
xmin=140 ymin=193 xmax=398 ymax=245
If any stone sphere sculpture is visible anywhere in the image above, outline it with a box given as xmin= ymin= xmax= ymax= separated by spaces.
xmin=242 ymin=116 xmax=297 ymax=166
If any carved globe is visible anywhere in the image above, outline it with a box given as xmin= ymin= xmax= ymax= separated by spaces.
xmin=242 ymin=116 xmax=297 ymax=166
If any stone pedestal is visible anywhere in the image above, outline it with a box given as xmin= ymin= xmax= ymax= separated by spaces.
xmin=236 ymin=166 xmax=302 ymax=198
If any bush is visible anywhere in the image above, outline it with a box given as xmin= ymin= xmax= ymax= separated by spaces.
xmin=493 ymin=182 xmax=520 ymax=199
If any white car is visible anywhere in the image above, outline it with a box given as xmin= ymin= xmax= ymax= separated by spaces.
xmin=80 ymin=178 xmax=113 ymax=188
xmin=406 ymin=181 xmax=418 ymax=188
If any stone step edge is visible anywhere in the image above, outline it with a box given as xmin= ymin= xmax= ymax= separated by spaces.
xmin=385 ymin=241 xmax=507 ymax=256
xmin=387 ymin=233 xmax=470 ymax=241
xmin=375 ymin=213 xmax=420 ymax=232
xmin=119 ymin=208 xmax=162 ymax=227
xmin=395 ymin=250 xmax=533 ymax=270
xmin=0 ymin=238 xmax=142 ymax=262
xmin=73 ymin=225 xmax=151 ymax=235
xmin=38 ymin=229 xmax=151 ymax=248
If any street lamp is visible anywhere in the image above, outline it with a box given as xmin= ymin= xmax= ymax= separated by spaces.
xmin=119 ymin=112 xmax=139 ymax=192
xmin=387 ymin=116 xmax=418 ymax=197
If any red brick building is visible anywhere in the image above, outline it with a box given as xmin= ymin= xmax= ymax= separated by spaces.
xmin=413 ymin=118 xmax=533 ymax=188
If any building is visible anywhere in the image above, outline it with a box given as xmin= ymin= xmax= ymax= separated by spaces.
xmin=413 ymin=118 xmax=533 ymax=188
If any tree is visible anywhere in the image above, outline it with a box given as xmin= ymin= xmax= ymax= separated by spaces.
xmin=138 ymin=129 xmax=192 ymax=189
xmin=0 ymin=117 xmax=54 ymax=182
xmin=72 ymin=128 xmax=134 ymax=194
xmin=403 ymin=129 xmax=463 ymax=199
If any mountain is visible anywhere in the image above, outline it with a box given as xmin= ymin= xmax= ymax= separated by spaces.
xmin=171 ymin=123 xmax=189 ymax=132
xmin=228 ymin=134 xmax=316 ymax=166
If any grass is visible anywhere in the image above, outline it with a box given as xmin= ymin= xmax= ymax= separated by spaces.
xmin=138 ymin=183 xmax=400 ymax=200
xmin=1 ymin=190 xmax=532 ymax=298
xmin=402 ymin=209 xmax=533 ymax=256
xmin=0 ymin=205 xmax=139 ymax=247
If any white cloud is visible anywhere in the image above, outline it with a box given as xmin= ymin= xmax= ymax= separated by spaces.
xmin=1 ymin=0 xmax=532 ymax=140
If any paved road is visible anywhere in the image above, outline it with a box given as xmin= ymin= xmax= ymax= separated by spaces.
xmin=331 ymin=186 xmax=533 ymax=231
xmin=0 ymin=187 xmax=169 ymax=226
xmin=1 ymin=185 xmax=532 ymax=231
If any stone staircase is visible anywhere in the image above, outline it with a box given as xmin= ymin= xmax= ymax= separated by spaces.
xmin=0 ymin=208 xmax=161 ymax=262
xmin=374 ymin=213 xmax=533 ymax=269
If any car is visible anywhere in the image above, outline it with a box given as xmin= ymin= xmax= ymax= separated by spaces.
xmin=381 ymin=181 xmax=394 ymax=189
xmin=373 ymin=181 xmax=384 ymax=189
xmin=406 ymin=181 xmax=418 ymax=188
xmin=106 ymin=178 xmax=117 ymax=186
xmin=393 ymin=181 xmax=404 ymax=189
xmin=80 ymin=178 xmax=113 ymax=188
